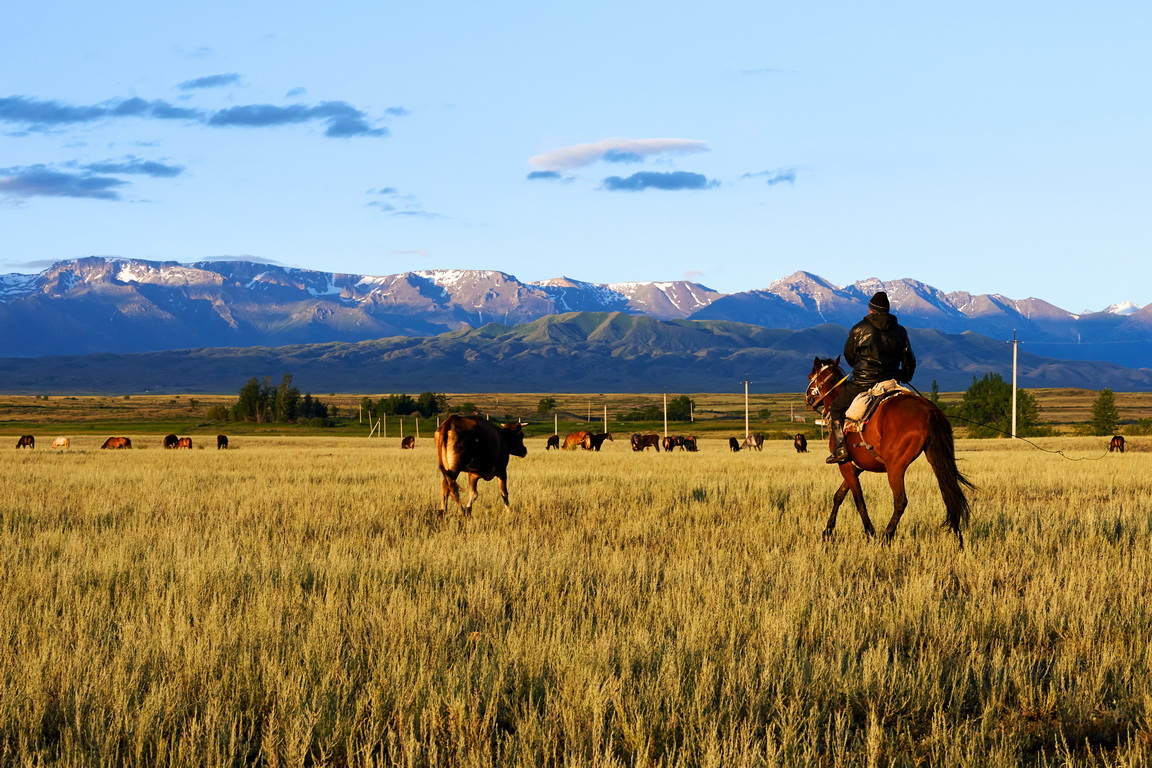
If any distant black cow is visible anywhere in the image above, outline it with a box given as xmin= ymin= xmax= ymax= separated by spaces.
xmin=435 ymin=415 xmax=527 ymax=516
xmin=546 ymin=434 xmax=560 ymax=450
xmin=163 ymin=433 xmax=179 ymax=449
xmin=401 ymin=436 xmax=416 ymax=449
xmin=15 ymin=435 xmax=34 ymax=449
xmin=217 ymin=434 xmax=229 ymax=450
xmin=1109 ymin=435 xmax=1126 ymax=453
xmin=682 ymin=435 xmax=698 ymax=452
xmin=729 ymin=437 xmax=741 ymax=452
xmin=794 ymin=433 xmax=808 ymax=453
xmin=586 ymin=433 xmax=614 ymax=451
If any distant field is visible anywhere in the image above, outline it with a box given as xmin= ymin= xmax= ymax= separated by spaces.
xmin=2 ymin=434 xmax=1150 ymax=765
xmin=2 ymin=388 xmax=1151 ymax=438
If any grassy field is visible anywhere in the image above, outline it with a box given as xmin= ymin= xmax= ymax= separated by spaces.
xmin=3 ymin=388 xmax=1152 ymax=440
xmin=2 ymin=432 xmax=1150 ymax=766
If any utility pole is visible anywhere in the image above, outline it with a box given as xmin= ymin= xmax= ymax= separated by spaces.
xmin=744 ymin=377 xmax=750 ymax=439
xmin=1011 ymin=330 xmax=1020 ymax=439
xmin=603 ymin=403 xmax=608 ymax=429
xmin=554 ymin=413 xmax=558 ymax=435
xmin=663 ymin=393 xmax=668 ymax=438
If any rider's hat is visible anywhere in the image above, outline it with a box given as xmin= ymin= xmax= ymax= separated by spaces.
xmin=868 ymin=291 xmax=890 ymax=312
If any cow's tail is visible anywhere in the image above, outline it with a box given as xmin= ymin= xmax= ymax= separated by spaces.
xmin=439 ymin=417 xmax=468 ymax=472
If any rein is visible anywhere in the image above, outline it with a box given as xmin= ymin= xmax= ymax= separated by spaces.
xmin=806 ymin=364 xmax=849 ymax=414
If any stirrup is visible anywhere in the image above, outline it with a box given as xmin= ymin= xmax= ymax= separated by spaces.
xmin=826 ymin=447 xmax=850 ymax=464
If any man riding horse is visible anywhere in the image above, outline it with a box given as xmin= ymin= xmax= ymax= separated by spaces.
xmin=826 ymin=291 xmax=916 ymax=464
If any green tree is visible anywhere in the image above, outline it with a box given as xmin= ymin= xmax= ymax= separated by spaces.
xmin=274 ymin=374 xmax=300 ymax=423
xmin=1089 ymin=388 xmax=1120 ymax=435
xmin=667 ymin=396 xmax=695 ymax=421
xmin=537 ymin=397 xmax=558 ymax=416
xmin=416 ymin=391 xmax=447 ymax=418
xmin=954 ymin=373 xmax=1040 ymax=438
xmin=930 ymin=380 xmax=941 ymax=407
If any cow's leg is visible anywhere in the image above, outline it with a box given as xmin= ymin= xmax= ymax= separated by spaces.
xmin=441 ymin=471 xmax=462 ymax=516
xmin=496 ymin=471 xmax=511 ymax=509
xmin=465 ymin=474 xmax=480 ymax=516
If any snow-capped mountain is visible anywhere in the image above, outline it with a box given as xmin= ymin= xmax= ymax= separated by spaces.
xmin=0 ymin=257 xmax=1148 ymax=367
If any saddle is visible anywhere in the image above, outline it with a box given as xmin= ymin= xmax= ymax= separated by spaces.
xmin=844 ymin=379 xmax=912 ymax=433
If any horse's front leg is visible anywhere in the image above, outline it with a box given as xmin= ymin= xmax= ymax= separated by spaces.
xmin=882 ymin=466 xmax=909 ymax=542
xmin=841 ymin=465 xmax=875 ymax=537
xmin=825 ymin=480 xmax=850 ymax=537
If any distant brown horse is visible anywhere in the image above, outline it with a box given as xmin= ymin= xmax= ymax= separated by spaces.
xmin=794 ymin=433 xmax=808 ymax=453
xmin=16 ymin=435 xmax=34 ymax=449
xmin=807 ymin=356 xmax=973 ymax=546
xmin=1109 ymin=435 xmax=1125 ymax=453
xmin=101 ymin=437 xmax=132 ymax=450
xmin=545 ymin=434 xmax=560 ymax=450
xmin=563 ymin=431 xmax=592 ymax=450
xmin=217 ymin=434 xmax=228 ymax=450
xmin=163 ymin=433 xmax=179 ymax=449
xmin=682 ymin=435 xmax=698 ymax=452
xmin=175 ymin=437 xmax=192 ymax=450
xmin=631 ymin=433 xmax=660 ymax=452
xmin=401 ymin=436 xmax=416 ymax=449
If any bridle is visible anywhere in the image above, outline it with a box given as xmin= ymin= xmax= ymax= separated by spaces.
xmin=805 ymin=362 xmax=849 ymax=415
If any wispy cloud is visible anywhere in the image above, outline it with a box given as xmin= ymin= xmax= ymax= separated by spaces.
xmin=0 ymin=165 xmax=127 ymax=200
xmin=742 ymin=168 xmax=797 ymax=186
xmin=79 ymin=156 xmax=185 ymax=178
xmin=530 ymin=138 xmax=708 ymax=170
xmin=601 ymin=171 xmax=718 ymax=192
xmin=526 ymin=170 xmax=573 ymax=183
xmin=178 ymin=73 xmax=242 ymax=91
xmin=366 ymin=186 xmax=444 ymax=218
xmin=0 ymin=93 xmax=402 ymax=138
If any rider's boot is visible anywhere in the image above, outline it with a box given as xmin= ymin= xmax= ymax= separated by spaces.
xmin=826 ymin=419 xmax=850 ymax=464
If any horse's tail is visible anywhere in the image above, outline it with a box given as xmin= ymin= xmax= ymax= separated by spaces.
xmin=924 ymin=407 xmax=975 ymax=534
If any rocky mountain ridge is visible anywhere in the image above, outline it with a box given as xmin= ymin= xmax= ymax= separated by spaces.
xmin=1 ymin=257 xmax=1149 ymax=368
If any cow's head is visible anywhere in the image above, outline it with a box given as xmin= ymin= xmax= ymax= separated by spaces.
xmin=501 ymin=422 xmax=528 ymax=458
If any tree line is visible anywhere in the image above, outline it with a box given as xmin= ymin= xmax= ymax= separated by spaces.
xmin=207 ymin=374 xmax=333 ymax=424
xmin=940 ymin=373 xmax=1130 ymax=437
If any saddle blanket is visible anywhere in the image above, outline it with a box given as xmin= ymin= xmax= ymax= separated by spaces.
xmin=845 ymin=379 xmax=912 ymax=429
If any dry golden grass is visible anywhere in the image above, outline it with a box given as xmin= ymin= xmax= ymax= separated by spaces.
xmin=2 ymin=434 xmax=1151 ymax=765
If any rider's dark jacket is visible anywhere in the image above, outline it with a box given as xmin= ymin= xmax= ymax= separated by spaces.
xmin=844 ymin=310 xmax=915 ymax=387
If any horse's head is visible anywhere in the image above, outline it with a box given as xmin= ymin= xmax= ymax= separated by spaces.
xmin=805 ymin=356 xmax=844 ymax=412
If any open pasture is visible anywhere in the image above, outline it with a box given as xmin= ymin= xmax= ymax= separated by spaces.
xmin=2 ymin=435 xmax=1151 ymax=766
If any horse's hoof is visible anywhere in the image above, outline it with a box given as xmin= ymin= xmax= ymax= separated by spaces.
xmin=822 ymin=528 xmax=836 ymax=539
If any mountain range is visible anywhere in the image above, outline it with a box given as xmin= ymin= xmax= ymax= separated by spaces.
xmin=1 ymin=257 xmax=1149 ymax=393
xmin=2 ymin=257 xmax=1150 ymax=366
xmin=2 ymin=312 xmax=1150 ymax=396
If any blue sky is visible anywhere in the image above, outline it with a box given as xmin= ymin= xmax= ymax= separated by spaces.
xmin=2 ymin=1 xmax=1149 ymax=313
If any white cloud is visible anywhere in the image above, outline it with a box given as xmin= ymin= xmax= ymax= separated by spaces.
xmin=529 ymin=138 xmax=708 ymax=170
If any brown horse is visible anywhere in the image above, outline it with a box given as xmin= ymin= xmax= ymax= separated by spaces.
xmin=175 ymin=437 xmax=192 ymax=449
xmin=101 ymin=436 xmax=132 ymax=450
xmin=1109 ymin=435 xmax=1125 ymax=453
xmin=16 ymin=435 xmax=34 ymax=449
xmin=401 ymin=436 xmax=416 ymax=449
xmin=806 ymin=356 xmax=973 ymax=546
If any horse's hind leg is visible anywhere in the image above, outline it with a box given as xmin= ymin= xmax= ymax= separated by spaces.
xmin=882 ymin=466 xmax=909 ymax=542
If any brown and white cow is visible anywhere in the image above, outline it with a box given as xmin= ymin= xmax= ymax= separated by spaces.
xmin=401 ymin=436 xmax=416 ymax=449
xmin=15 ymin=435 xmax=34 ymax=449
xmin=1109 ymin=435 xmax=1126 ymax=453
xmin=101 ymin=437 xmax=132 ymax=449
xmin=435 ymin=415 xmax=527 ymax=516
xmin=631 ymin=433 xmax=661 ymax=452
xmin=794 ymin=433 xmax=808 ymax=453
